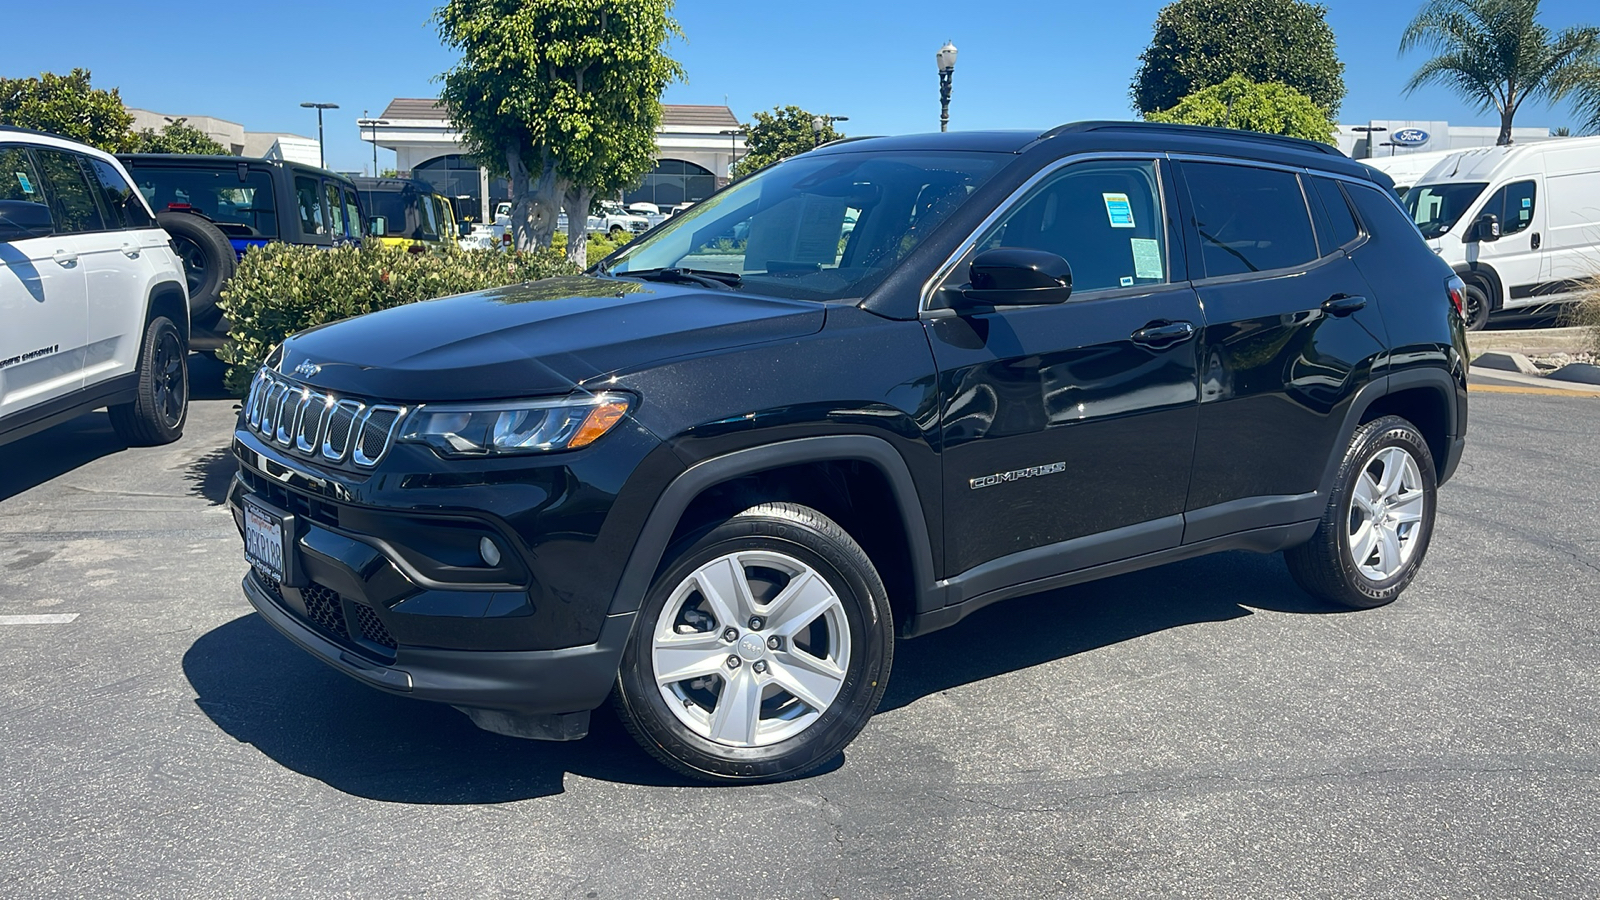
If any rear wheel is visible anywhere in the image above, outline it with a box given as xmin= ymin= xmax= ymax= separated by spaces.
xmin=613 ymin=503 xmax=893 ymax=782
xmin=109 ymin=316 xmax=188 ymax=446
xmin=1285 ymin=416 xmax=1436 ymax=609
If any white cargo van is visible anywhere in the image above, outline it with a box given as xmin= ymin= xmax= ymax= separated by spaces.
xmin=1403 ymin=136 xmax=1600 ymax=330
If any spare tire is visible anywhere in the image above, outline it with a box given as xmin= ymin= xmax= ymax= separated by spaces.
xmin=156 ymin=211 xmax=235 ymax=320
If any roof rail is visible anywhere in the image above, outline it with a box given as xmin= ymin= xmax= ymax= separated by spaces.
xmin=1039 ymin=121 xmax=1343 ymax=157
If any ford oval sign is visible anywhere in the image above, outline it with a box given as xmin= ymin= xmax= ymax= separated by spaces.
xmin=1392 ymin=128 xmax=1430 ymax=147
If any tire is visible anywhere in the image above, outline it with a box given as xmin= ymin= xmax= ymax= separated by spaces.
xmin=609 ymin=225 xmax=625 ymax=238
xmin=156 ymin=211 xmax=235 ymax=320
xmin=1284 ymin=415 xmax=1437 ymax=609
xmin=109 ymin=316 xmax=188 ymax=446
xmin=613 ymin=502 xmax=894 ymax=783
xmin=1461 ymin=280 xmax=1492 ymax=332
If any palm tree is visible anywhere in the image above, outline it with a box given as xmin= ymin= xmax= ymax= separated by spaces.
xmin=1400 ymin=0 xmax=1600 ymax=145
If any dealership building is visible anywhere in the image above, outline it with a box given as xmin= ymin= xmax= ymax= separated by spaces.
xmin=1334 ymin=119 xmax=1555 ymax=159
xmin=365 ymin=99 xmax=746 ymax=222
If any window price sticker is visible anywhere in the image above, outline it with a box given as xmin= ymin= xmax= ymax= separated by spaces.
xmin=1103 ymin=193 xmax=1135 ymax=228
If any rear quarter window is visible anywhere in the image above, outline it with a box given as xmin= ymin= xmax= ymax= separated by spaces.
xmin=1179 ymin=161 xmax=1318 ymax=278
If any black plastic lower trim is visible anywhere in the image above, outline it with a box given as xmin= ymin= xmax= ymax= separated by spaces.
xmin=0 ymin=373 xmax=138 ymax=446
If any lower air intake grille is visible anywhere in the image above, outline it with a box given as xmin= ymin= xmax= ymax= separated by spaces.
xmin=300 ymin=582 xmax=349 ymax=639
xmin=352 ymin=603 xmax=397 ymax=650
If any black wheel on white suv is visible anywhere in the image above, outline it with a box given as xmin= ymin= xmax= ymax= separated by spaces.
xmin=1461 ymin=280 xmax=1492 ymax=332
xmin=613 ymin=503 xmax=894 ymax=783
xmin=1285 ymin=415 xmax=1437 ymax=609
xmin=109 ymin=316 xmax=188 ymax=446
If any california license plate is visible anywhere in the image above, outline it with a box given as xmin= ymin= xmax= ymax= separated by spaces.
xmin=244 ymin=501 xmax=286 ymax=583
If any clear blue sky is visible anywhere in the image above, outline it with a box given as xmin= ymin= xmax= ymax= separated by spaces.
xmin=4 ymin=0 xmax=1596 ymax=173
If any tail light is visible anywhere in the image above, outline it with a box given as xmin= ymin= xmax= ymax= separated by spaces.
xmin=407 ymin=243 xmax=426 ymax=254
xmin=166 ymin=202 xmax=192 ymax=211
xmin=502 ymin=231 xmax=512 ymax=246
xmin=1446 ymin=275 xmax=1465 ymax=318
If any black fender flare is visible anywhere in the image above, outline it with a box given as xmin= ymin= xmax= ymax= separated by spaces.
xmin=604 ymin=435 xmax=938 ymax=619
xmin=1314 ymin=368 xmax=1463 ymax=501
xmin=1454 ymin=262 xmax=1503 ymax=311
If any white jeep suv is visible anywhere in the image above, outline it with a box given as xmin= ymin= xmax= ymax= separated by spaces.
xmin=0 ymin=129 xmax=190 ymax=447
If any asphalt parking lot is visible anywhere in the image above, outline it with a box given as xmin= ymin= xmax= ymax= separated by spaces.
xmin=2 ymin=357 xmax=1598 ymax=899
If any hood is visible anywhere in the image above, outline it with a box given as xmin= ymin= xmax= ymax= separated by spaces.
xmin=275 ymin=276 xmax=826 ymax=401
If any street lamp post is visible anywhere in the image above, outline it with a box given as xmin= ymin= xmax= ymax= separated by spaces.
xmin=357 ymin=113 xmax=390 ymax=177
xmin=936 ymin=41 xmax=958 ymax=132
xmin=300 ymin=101 xmax=339 ymax=170
xmin=1350 ymin=124 xmax=1387 ymax=160
xmin=717 ymin=127 xmax=745 ymax=181
xmin=811 ymin=115 xmax=848 ymax=148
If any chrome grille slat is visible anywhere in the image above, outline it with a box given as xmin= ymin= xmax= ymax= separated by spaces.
xmin=245 ymin=368 xmax=406 ymax=469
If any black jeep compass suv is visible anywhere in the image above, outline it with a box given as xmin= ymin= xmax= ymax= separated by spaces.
xmin=227 ymin=122 xmax=1468 ymax=782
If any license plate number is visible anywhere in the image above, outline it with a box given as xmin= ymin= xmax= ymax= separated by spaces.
xmin=244 ymin=502 xmax=285 ymax=583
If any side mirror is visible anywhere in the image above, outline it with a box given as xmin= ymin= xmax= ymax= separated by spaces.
xmin=951 ymin=248 xmax=1073 ymax=310
xmin=459 ymin=221 xmax=473 ymax=237
xmin=367 ymin=216 xmax=387 ymax=236
xmin=1472 ymin=212 xmax=1501 ymax=243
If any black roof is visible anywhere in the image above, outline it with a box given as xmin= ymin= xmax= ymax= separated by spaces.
xmin=814 ymin=120 xmax=1372 ymax=180
xmin=352 ymin=175 xmax=437 ymax=193
xmin=118 ymin=153 xmax=354 ymax=180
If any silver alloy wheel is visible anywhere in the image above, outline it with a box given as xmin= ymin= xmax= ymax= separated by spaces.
xmin=1345 ymin=445 xmax=1426 ymax=581
xmin=651 ymin=550 xmax=852 ymax=748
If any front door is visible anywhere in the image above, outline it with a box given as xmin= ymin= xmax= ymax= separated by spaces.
xmin=925 ymin=157 xmax=1202 ymax=579
xmin=1464 ymin=177 xmax=1543 ymax=307
xmin=0 ymin=144 xmax=87 ymax=422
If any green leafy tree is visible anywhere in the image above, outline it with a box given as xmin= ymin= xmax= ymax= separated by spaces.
xmin=0 ymin=68 xmax=133 ymax=153
xmin=437 ymin=0 xmax=683 ymax=266
xmin=130 ymin=118 xmax=228 ymax=155
xmin=731 ymin=106 xmax=845 ymax=180
xmin=1146 ymin=74 xmax=1336 ymax=143
xmin=1401 ymin=0 xmax=1600 ymax=145
xmin=1132 ymin=0 xmax=1345 ymax=117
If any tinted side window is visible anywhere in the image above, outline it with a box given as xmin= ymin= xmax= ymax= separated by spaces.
xmin=1483 ymin=180 xmax=1537 ymax=235
xmin=1309 ymin=176 xmax=1360 ymax=251
xmin=342 ymin=188 xmax=362 ymax=239
xmin=86 ymin=157 xmax=154 ymax=229
xmin=0 ymin=146 xmax=56 ymax=241
xmin=324 ymin=181 xmax=346 ymax=237
xmin=964 ymin=159 xmax=1169 ymax=294
xmin=295 ymin=175 xmax=326 ymax=236
xmin=1346 ymin=182 xmax=1426 ymax=244
xmin=34 ymin=148 xmax=107 ymax=234
xmin=1180 ymin=162 xmax=1317 ymax=278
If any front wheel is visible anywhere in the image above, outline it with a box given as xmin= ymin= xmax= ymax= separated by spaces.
xmin=1461 ymin=281 xmax=1492 ymax=331
xmin=1285 ymin=416 xmax=1437 ymax=609
xmin=613 ymin=503 xmax=893 ymax=783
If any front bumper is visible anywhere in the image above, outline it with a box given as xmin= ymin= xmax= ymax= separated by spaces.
xmin=243 ymin=569 xmax=633 ymax=724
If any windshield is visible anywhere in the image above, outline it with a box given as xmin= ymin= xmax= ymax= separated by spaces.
xmin=1403 ymin=182 xmax=1487 ymax=239
xmin=605 ymin=150 xmax=1004 ymax=301
xmin=131 ymin=167 xmax=277 ymax=237
xmin=361 ymin=189 xmax=440 ymax=239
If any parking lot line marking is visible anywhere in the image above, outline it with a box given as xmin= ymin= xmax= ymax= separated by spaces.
xmin=1471 ymin=383 xmax=1600 ymax=397
xmin=0 ymin=614 xmax=79 ymax=625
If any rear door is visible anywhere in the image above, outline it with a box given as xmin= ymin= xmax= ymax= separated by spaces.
xmin=1539 ymin=146 xmax=1600 ymax=295
xmin=1174 ymin=160 xmax=1388 ymax=542
xmin=926 ymin=157 xmax=1203 ymax=578
xmin=0 ymin=144 xmax=88 ymax=420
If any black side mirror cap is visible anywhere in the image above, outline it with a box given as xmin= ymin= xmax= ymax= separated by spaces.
xmin=1471 ymin=212 xmax=1501 ymax=243
xmin=951 ymin=247 xmax=1073 ymax=310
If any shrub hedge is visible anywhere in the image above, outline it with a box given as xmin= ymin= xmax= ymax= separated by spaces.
xmin=216 ymin=243 xmax=577 ymax=395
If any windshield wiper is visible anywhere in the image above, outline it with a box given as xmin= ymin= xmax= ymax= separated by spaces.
xmin=617 ymin=267 xmax=743 ymax=290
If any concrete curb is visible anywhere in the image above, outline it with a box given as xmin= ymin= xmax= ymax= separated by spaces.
xmin=1468 ymin=365 xmax=1600 ymax=394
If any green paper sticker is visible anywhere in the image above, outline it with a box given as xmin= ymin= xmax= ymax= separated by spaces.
xmin=1131 ymin=238 xmax=1163 ymax=280
xmin=1103 ymin=193 xmax=1134 ymax=228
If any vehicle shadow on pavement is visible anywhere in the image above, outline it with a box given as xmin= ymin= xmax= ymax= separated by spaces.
xmin=183 ymin=550 xmax=1336 ymax=802
xmin=183 ymin=446 xmax=236 ymax=505
xmin=879 ymin=549 xmax=1348 ymax=713
xmin=182 ymin=614 xmax=694 ymax=802
xmin=0 ymin=354 xmax=235 ymax=503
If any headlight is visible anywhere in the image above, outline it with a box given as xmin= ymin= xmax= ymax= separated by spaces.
xmin=398 ymin=392 xmax=632 ymax=457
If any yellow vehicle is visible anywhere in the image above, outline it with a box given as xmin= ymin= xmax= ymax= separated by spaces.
xmin=353 ymin=177 xmax=458 ymax=254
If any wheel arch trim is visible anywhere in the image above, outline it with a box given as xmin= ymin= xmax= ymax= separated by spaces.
xmin=1453 ymin=262 xmax=1503 ymax=311
xmin=1317 ymin=368 xmax=1462 ymax=500
xmin=605 ymin=435 xmax=938 ymax=619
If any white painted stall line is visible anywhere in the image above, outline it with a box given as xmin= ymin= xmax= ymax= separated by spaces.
xmin=0 ymin=614 xmax=80 ymax=625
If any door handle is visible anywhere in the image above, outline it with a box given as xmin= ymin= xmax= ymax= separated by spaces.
xmin=1531 ymin=232 xmax=1542 ymax=250
xmin=121 ymin=241 xmax=141 ymax=258
xmin=1130 ymin=320 xmax=1197 ymax=349
xmin=1321 ymin=294 xmax=1367 ymax=316
xmin=52 ymin=248 xmax=79 ymax=267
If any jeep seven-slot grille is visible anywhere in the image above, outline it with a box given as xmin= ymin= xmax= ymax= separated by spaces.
xmin=243 ymin=368 xmax=407 ymax=468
